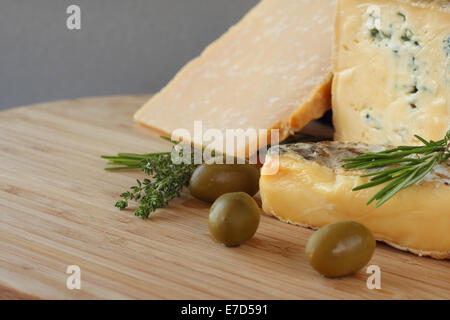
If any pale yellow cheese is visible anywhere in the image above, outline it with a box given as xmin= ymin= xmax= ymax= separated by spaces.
xmin=260 ymin=142 xmax=450 ymax=259
xmin=135 ymin=0 xmax=336 ymax=157
xmin=333 ymin=0 xmax=450 ymax=145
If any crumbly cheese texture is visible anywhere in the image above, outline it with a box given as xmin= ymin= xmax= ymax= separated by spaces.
xmin=260 ymin=142 xmax=450 ymax=259
xmin=135 ymin=0 xmax=336 ymax=157
xmin=333 ymin=0 xmax=450 ymax=145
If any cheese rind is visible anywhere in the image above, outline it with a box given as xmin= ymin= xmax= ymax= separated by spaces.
xmin=260 ymin=142 xmax=450 ymax=259
xmin=332 ymin=0 xmax=450 ymax=146
xmin=135 ymin=0 xmax=336 ymax=157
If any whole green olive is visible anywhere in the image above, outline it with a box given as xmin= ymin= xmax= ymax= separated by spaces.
xmin=189 ymin=164 xmax=260 ymax=203
xmin=305 ymin=221 xmax=376 ymax=278
xmin=208 ymin=192 xmax=260 ymax=247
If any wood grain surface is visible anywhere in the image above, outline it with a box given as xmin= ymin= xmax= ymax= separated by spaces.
xmin=0 ymin=95 xmax=448 ymax=300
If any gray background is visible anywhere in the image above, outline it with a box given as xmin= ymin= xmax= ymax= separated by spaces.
xmin=0 ymin=0 xmax=259 ymax=110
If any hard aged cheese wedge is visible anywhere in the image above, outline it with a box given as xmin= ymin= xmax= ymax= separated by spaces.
xmin=333 ymin=0 xmax=450 ymax=146
xmin=135 ymin=0 xmax=336 ymax=157
xmin=260 ymin=142 xmax=450 ymax=259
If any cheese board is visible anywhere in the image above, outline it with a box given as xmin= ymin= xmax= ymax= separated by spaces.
xmin=0 ymin=95 xmax=448 ymax=299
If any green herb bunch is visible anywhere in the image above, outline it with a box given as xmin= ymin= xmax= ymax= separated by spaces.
xmin=102 ymin=137 xmax=197 ymax=219
xmin=342 ymin=130 xmax=450 ymax=208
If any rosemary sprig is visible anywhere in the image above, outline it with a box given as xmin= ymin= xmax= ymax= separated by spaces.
xmin=101 ymin=137 xmax=197 ymax=219
xmin=342 ymin=130 xmax=450 ymax=207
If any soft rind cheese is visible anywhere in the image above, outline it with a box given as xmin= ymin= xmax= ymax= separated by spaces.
xmin=332 ymin=0 xmax=450 ymax=145
xmin=135 ymin=0 xmax=336 ymax=157
xmin=260 ymin=141 xmax=450 ymax=259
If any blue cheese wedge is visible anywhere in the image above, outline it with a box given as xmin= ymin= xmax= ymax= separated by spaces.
xmin=333 ymin=0 xmax=450 ymax=146
xmin=260 ymin=141 xmax=450 ymax=259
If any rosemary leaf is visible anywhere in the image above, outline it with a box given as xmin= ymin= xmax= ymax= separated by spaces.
xmin=343 ymin=130 xmax=449 ymax=207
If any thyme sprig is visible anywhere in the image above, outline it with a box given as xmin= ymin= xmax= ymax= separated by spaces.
xmin=101 ymin=137 xmax=197 ymax=219
xmin=342 ymin=130 xmax=450 ymax=208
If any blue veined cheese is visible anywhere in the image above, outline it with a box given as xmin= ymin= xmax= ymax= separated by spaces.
xmin=333 ymin=0 xmax=450 ymax=146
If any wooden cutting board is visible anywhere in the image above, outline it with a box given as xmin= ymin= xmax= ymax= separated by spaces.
xmin=0 ymin=95 xmax=448 ymax=300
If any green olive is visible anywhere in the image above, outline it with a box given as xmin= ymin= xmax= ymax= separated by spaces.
xmin=189 ymin=164 xmax=260 ymax=203
xmin=305 ymin=221 xmax=376 ymax=278
xmin=208 ymin=192 xmax=260 ymax=247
